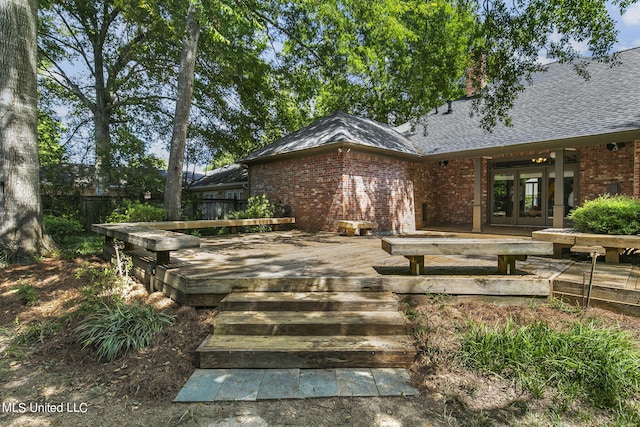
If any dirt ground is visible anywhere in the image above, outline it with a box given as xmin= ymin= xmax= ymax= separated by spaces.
xmin=1 ymin=256 xmax=639 ymax=427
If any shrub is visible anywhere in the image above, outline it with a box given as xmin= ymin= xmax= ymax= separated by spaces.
xmin=568 ymin=194 xmax=640 ymax=235
xmin=106 ymin=200 xmax=165 ymax=223
xmin=228 ymin=194 xmax=275 ymax=232
xmin=75 ymin=303 xmax=175 ymax=362
xmin=44 ymin=214 xmax=83 ymax=242
xmin=229 ymin=194 xmax=274 ymax=219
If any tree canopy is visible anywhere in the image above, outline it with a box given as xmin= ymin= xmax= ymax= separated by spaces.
xmin=35 ymin=0 xmax=638 ymax=202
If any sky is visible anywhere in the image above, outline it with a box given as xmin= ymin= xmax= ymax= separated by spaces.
xmin=613 ymin=2 xmax=640 ymax=50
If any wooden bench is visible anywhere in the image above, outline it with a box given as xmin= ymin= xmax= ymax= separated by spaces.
xmin=91 ymin=223 xmax=201 ymax=265
xmin=532 ymin=228 xmax=640 ymax=264
xmin=337 ymin=220 xmax=378 ymax=236
xmin=381 ymin=237 xmax=553 ymax=275
xmin=92 ymin=218 xmax=295 ymax=265
xmin=138 ymin=217 xmax=295 ymax=233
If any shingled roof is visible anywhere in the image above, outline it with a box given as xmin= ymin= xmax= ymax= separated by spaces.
xmin=241 ymin=110 xmax=421 ymax=163
xmin=190 ymin=163 xmax=247 ymax=190
xmin=241 ymin=48 xmax=640 ymax=164
xmin=396 ymin=47 xmax=640 ymax=159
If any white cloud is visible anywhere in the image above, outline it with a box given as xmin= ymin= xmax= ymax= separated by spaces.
xmin=622 ymin=3 xmax=640 ymax=26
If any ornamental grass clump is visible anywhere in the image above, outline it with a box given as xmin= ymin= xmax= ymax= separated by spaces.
xmin=76 ymin=303 xmax=175 ymax=362
xmin=568 ymin=194 xmax=640 ymax=235
xmin=461 ymin=319 xmax=640 ymax=409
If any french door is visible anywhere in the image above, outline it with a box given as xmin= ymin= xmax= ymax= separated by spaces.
xmin=490 ymin=165 xmax=576 ymax=227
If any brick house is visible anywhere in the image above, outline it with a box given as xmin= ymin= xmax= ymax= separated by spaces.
xmin=241 ymin=47 xmax=640 ymax=233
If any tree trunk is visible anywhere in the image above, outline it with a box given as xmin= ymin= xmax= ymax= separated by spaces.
xmin=164 ymin=1 xmax=201 ymax=220
xmin=0 ymin=0 xmax=46 ymax=259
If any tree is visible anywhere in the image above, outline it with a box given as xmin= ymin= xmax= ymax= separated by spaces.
xmin=278 ymin=0 xmax=477 ymax=124
xmin=469 ymin=0 xmax=633 ymax=129
xmin=278 ymin=0 xmax=637 ymax=129
xmin=164 ymin=1 xmax=200 ymax=220
xmin=38 ymin=0 xmax=174 ymax=195
xmin=0 ymin=0 xmax=48 ymax=260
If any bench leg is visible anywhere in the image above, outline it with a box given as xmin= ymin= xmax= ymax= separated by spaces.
xmin=342 ymin=227 xmax=355 ymax=236
xmin=552 ymin=243 xmax=570 ymax=258
xmin=604 ymin=247 xmax=620 ymax=264
xmin=155 ymin=251 xmax=170 ymax=265
xmin=406 ymin=256 xmax=425 ymax=275
xmin=497 ymin=255 xmax=527 ymax=274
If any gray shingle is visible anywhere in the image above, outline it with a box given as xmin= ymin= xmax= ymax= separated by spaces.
xmin=190 ymin=163 xmax=247 ymax=189
xmin=241 ymin=110 xmax=421 ymax=162
xmin=398 ymin=47 xmax=640 ymax=158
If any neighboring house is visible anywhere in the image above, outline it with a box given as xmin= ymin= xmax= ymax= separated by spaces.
xmin=241 ymin=47 xmax=640 ymax=233
xmin=189 ymin=163 xmax=248 ymax=219
xmin=41 ymin=163 xmax=125 ymax=197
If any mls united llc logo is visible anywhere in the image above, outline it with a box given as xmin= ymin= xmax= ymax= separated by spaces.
xmin=2 ymin=402 xmax=88 ymax=414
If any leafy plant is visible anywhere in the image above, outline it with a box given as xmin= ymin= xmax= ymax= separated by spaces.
xmin=44 ymin=214 xmax=83 ymax=242
xmin=229 ymin=194 xmax=274 ymax=219
xmin=568 ymin=194 xmax=640 ymax=235
xmin=75 ymin=303 xmax=175 ymax=362
xmin=14 ymin=282 xmax=39 ymax=306
xmin=228 ymin=194 xmax=275 ymax=232
xmin=461 ymin=319 xmax=640 ymax=409
xmin=75 ymin=262 xmax=123 ymax=309
xmin=15 ymin=319 xmax=61 ymax=344
xmin=106 ymin=200 xmax=165 ymax=223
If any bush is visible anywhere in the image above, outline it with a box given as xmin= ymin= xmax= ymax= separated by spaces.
xmin=228 ymin=194 xmax=275 ymax=232
xmin=44 ymin=214 xmax=83 ymax=242
xmin=568 ymin=194 xmax=640 ymax=235
xmin=75 ymin=302 xmax=175 ymax=362
xmin=229 ymin=194 xmax=274 ymax=219
xmin=106 ymin=200 xmax=165 ymax=223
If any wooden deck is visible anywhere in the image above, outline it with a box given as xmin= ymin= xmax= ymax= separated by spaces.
xmin=120 ymin=230 xmax=573 ymax=306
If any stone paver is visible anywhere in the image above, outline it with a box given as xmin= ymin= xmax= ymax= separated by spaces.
xmin=174 ymin=368 xmax=419 ymax=402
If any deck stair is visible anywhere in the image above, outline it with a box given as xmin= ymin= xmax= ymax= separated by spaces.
xmin=196 ymin=291 xmax=416 ymax=369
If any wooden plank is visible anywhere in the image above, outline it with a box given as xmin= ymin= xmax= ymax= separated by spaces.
xmin=381 ymin=237 xmax=553 ymax=256
xmin=197 ymin=335 xmax=415 ymax=369
xmin=211 ymin=311 xmax=409 ymax=336
xmin=91 ymin=223 xmax=200 ymax=251
xmin=553 ymin=280 xmax=640 ymax=306
xmin=531 ymin=229 xmax=577 ymax=245
xmin=220 ymin=291 xmax=398 ymax=312
xmin=533 ymin=228 xmax=640 ymax=264
xmin=384 ymin=276 xmax=551 ymax=296
xmin=131 ymin=217 xmax=296 ymax=231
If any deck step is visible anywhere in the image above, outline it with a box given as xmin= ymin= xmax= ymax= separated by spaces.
xmin=196 ymin=335 xmax=416 ymax=369
xmin=212 ymin=310 xmax=408 ymax=336
xmin=220 ymin=291 xmax=399 ymax=312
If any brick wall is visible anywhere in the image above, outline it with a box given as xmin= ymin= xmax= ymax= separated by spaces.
xmin=417 ymin=159 xmax=477 ymax=226
xmin=249 ymin=148 xmax=419 ymax=232
xmin=249 ymin=140 xmax=640 ymax=231
xmin=579 ymin=142 xmax=637 ymax=202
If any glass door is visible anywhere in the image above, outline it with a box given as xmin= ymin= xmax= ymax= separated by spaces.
xmin=491 ymin=172 xmax=515 ymax=224
xmin=518 ymin=171 xmax=544 ymax=225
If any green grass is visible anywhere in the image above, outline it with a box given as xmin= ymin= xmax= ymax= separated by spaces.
xmin=460 ymin=318 xmax=640 ymax=410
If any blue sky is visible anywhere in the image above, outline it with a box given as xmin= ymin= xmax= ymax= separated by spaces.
xmin=612 ymin=2 xmax=640 ymax=50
